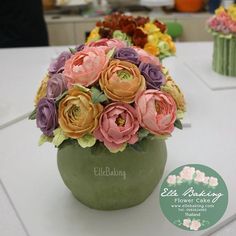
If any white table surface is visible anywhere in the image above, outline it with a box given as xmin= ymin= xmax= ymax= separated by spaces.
xmin=175 ymin=42 xmax=236 ymax=90
xmin=0 ymin=47 xmax=57 ymax=129
xmin=1 ymin=43 xmax=236 ymax=236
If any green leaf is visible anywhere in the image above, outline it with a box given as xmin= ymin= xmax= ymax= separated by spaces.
xmin=107 ymin=47 xmax=115 ymax=59
xmin=28 ymin=108 xmax=37 ymax=120
xmin=91 ymin=87 xmax=108 ymax=104
xmin=55 ymin=91 xmax=68 ymax=106
xmin=138 ymin=128 xmax=150 ymax=141
xmin=52 ymin=128 xmax=68 ymax=147
xmin=69 ymin=47 xmax=77 ymax=54
xmin=174 ymin=119 xmax=183 ymax=130
xmin=38 ymin=134 xmax=53 ymax=146
xmin=130 ymin=142 xmax=146 ymax=153
xmin=77 ymin=134 xmax=96 ymax=148
xmin=73 ymin=84 xmax=90 ymax=93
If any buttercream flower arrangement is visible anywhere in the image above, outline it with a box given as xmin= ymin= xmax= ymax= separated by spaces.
xmin=29 ymin=39 xmax=185 ymax=153
xmin=87 ymin=13 xmax=176 ymax=60
xmin=207 ymin=4 xmax=236 ymax=76
xmin=207 ymin=4 xmax=236 ymax=36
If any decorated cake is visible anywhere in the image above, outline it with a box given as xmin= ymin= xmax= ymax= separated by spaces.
xmin=87 ymin=13 xmax=176 ymax=60
xmin=207 ymin=4 xmax=236 ymax=76
xmin=30 ymin=39 xmax=185 ymax=210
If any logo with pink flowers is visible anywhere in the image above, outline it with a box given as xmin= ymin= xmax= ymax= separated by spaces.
xmin=160 ymin=164 xmax=228 ymax=231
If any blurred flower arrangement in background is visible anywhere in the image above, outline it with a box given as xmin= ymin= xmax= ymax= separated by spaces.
xmin=87 ymin=13 xmax=176 ymax=60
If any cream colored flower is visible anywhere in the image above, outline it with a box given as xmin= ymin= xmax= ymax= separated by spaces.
xmin=34 ymin=74 xmax=49 ymax=105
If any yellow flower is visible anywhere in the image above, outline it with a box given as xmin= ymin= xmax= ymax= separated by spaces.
xmin=215 ymin=6 xmax=226 ymax=15
xmin=144 ymin=42 xmax=159 ymax=56
xmin=34 ymin=74 xmax=49 ymax=105
xmin=86 ymin=27 xmax=101 ymax=43
xmin=58 ymin=88 xmax=103 ymax=138
xmin=147 ymin=31 xmax=162 ymax=45
xmin=228 ymin=4 xmax=236 ymax=21
xmin=143 ymin=23 xmax=160 ymax=34
xmin=161 ymin=76 xmax=186 ymax=119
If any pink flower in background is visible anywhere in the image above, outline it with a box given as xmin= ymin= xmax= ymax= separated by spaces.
xmin=180 ymin=166 xmax=195 ymax=181
xmin=63 ymin=47 xmax=108 ymax=88
xmin=87 ymin=38 xmax=127 ymax=52
xmin=135 ymin=90 xmax=176 ymax=136
xmin=203 ymin=176 xmax=209 ymax=185
xmin=190 ymin=220 xmax=201 ymax=231
xmin=194 ymin=170 xmax=205 ymax=183
xmin=209 ymin=177 xmax=218 ymax=187
xmin=167 ymin=175 xmax=176 ymax=185
xmin=183 ymin=219 xmax=191 ymax=228
xmin=94 ymin=102 xmax=139 ymax=152
xmin=132 ymin=46 xmax=160 ymax=66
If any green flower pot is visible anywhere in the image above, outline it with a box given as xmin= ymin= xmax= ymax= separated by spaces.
xmin=57 ymin=138 xmax=167 ymax=210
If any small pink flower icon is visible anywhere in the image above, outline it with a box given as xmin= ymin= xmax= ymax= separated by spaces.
xmin=194 ymin=170 xmax=205 ymax=183
xmin=183 ymin=219 xmax=191 ymax=228
xmin=167 ymin=175 xmax=177 ymax=185
xmin=190 ymin=220 xmax=201 ymax=231
xmin=203 ymin=176 xmax=209 ymax=184
xmin=209 ymin=177 xmax=218 ymax=187
xmin=180 ymin=166 xmax=195 ymax=181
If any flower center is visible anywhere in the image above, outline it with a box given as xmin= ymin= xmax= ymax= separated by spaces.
xmin=115 ymin=115 xmax=126 ymax=127
xmin=71 ymin=105 xmax=80 ymax=117
xmin=117 ymin=70 xmax=133 ymax=81
xmin=155 ymin=101 xmax=161 ymax=113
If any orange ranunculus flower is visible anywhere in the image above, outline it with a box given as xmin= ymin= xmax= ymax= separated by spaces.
xmin=99 ymin=59 xmax=146 ymax=103
xmin=144 ymin=42 xmax=159 ymax=56
xmin=58 ymin=88 xmax=103 ymax=138
xmin=34 ymin=74 xmax=49 ymax=105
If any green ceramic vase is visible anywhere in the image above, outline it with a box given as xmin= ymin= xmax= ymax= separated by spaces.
xmin=57 ymin=138 xmax=167 ymax=210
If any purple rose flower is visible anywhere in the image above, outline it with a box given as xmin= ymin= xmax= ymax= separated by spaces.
xmin=47 ymin=73 xmax=67 ymax=99
xmin=139 ymin=62 xmax=165 ymax=89
xmin=36 ymin=98 xmax=58 ymax=136
xmin=114 ymin=47 xmax=140 ymax=65
xmin=75 ymin=44 xmax=85 ymax=52
xmin=48 ymin=51 xmax=71 ymax=74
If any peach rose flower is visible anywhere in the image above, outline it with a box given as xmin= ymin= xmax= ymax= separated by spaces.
xmin=58 ymin=88 xmax=103 ymax=138
xmin=100 ymin=59 xmax=146 ymax=103
xmin=190 ymin=220 xmax=201 ymax=231
xmin=34 ymin=74 xmax=49 ymax=105
xmin=180 ymin=166 xmax=195 ymax=181
xmin=94 ymin=102 xmax=139 ymax=152
xmin=131 ymin=46 xmax=160 ymax=66
xmin=63 ymin=47 xmax=108 ymax=88
xmin=167 ymin=175 xmax=176 ymax=185
xmin=87 ymin=38 xmax=126 ymax=52
xmin=161 ymin=76 xmax=186 ymax=119
xmin=135 ymin=90 xmax=176 ymax=136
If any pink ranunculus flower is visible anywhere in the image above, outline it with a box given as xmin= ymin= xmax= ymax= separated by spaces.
xmin=93 ymin=102 xmax=139 ymax=152
xmin=194 ymin=170 xmax=205 ymax=183
xmin=190 ymin=220 xmax=201 ymax=231
xmin=87 ymin=38 xmax=127 ymax=52
xmin=135 ymin=90 xmax=176 ymax=136
xmin=183 ymin=219 xmax=191 ymax=228
xmin=63 ymin=47 xmax=108 ymax=88
xmin=209 ymin=177 xmax=218 ymax=187
xmin=180 ymin=166 xmax=195 ymax=181
xmin=167 ymin=175 xmax=177 ymax=185
xmin=132 ymin=46 xmax=160 ymax=66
